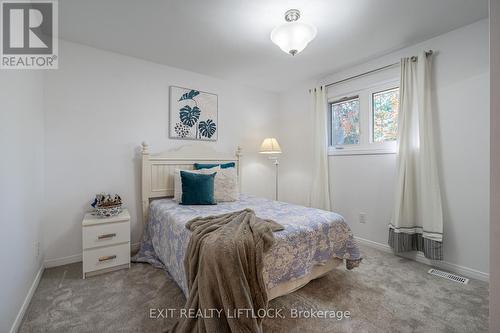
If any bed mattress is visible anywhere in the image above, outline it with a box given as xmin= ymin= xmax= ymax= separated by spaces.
xmin=134 ymin=194 xmax=361 ymax=297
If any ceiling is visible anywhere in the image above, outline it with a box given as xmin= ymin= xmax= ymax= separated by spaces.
xmin=59 ymin=0 xmax=488 ymax=92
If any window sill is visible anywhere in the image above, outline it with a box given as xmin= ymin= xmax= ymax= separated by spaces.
xmin=328 ymin=147 xmax=397 ymax=156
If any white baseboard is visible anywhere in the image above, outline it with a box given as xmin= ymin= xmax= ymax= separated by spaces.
xmin=354 ymin=236 xmax=489 ymax=282
xmin=10 ymin=264 xmax=44 ymax=333
xmin=44 ymin=253 xmax=82 ymax=268
xmin=44 ymin=242 xmax=141 ymax=268
xmin=354 ymin=236 xmax=392 ymax=253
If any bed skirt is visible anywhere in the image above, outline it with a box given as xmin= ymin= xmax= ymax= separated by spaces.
xmin=267 ymin=257 xmax=344 ymax=300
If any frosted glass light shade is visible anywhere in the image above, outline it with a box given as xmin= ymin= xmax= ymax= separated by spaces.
xmin=259 ymin=138 xmax=282 ymax=154
xmin=271 ymin=21 xmax=317 ymax=56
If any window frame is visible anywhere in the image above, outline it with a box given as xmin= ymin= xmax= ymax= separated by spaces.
xmin=329 ymin=94 xmax=361 ymax=147
xmin=328 ymin=79 xmax=399 ymax=156
xmin=368 ymin=82 xmax=400 ymax=148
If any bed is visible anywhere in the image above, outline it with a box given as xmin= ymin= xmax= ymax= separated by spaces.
xmin=135 ymin=143 xmax=361 ymax=300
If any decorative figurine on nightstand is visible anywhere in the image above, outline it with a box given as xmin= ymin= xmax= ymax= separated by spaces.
xmin=91 ymin=193 xmax=122 ymax=217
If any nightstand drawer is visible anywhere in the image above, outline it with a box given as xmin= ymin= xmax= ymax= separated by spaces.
xmin=83 ymin=243 xmax=130 ymax=274
xmin=83 ymin=221 xmax=130 ymax=249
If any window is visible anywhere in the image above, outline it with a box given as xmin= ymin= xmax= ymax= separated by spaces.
xmin=328 ymin=80 xmax=399 ymax=155
xmin=331 ymin=96 xmax=360 ymax=146
xmin=372 ymin=88 xmax=399 ymax=143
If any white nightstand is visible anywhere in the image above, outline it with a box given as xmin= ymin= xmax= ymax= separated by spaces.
xmin=82 ymin=208 xmax=131 ymax=279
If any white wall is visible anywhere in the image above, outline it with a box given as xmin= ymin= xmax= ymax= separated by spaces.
xmin=276 ymin=80 xmax=315 ymax=204
xmin=278 ymin=19 xmax=490 ymax=275
xmin=490 ymin=0 xmax=500 ymax=329
xmin=0 ymin=71 xmax=45 ymax=332
xmin=43 ymin=41 xmax=279 ymax=263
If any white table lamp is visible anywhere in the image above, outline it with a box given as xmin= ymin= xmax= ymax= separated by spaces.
xmin=259 ymin=138 xmax=282 ymax=200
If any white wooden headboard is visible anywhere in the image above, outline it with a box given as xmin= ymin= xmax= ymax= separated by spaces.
xmin=141 ymin=142 xmax=242 ymax=223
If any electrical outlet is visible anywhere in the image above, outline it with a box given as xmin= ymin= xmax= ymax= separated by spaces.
xmin=359 ymin=213 xmax=367 ymax=224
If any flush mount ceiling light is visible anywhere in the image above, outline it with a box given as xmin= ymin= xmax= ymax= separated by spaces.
xmin=270 ymin=9 xmax=317 ymax=56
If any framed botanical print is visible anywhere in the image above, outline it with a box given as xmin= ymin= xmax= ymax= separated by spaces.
xmin=169 ymin=86 xmax=218 ymax=141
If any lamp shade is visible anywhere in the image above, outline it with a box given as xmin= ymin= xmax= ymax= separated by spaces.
xmin=270 ymin=21 xmax=317 ymax=56
xmin=270 ymin=9 xmax=317 ymax=56
xmin=259 ymin=138 xmax=282 ymax=154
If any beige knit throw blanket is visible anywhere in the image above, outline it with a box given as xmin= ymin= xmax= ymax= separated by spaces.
xmin=169 ymin=209 xmax=284 ymax=333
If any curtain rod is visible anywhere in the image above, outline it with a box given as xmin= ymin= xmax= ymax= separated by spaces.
xmin=314 ymin=50 xmax=434 ymax=91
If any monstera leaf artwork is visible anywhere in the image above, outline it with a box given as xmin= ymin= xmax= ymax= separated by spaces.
xmin=169 ymin=86 xmax=218 ymax=141
xmin=198 ymin=119 xmax=217 ymax=138
xmin=179 ymin=105 xmax=201 ymax=127
xmin=178 ymin=90 xmax=200 ymax=102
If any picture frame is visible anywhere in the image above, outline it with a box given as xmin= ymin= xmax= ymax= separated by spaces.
xmin=169 ymin=86 xmax=218 ymax=141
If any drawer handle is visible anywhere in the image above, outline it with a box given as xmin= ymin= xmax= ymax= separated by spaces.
xmin=97 ymin=233 xmax=116 ymax=240
xmin=98 ymin=255 xmax=117 ymax=262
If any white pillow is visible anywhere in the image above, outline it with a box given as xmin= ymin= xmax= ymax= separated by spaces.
xmin=173 ymin=166 xmax=239 ymax=202
xmin=196 ymin=166 xmax=239 ymax=202
xmin=173 ymin=167 xmax=221 ymax=202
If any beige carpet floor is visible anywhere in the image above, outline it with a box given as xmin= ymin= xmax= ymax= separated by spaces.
xmin=19 ymin=245 xmax=488 ymax=333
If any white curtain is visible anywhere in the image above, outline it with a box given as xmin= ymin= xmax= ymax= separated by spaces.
xmin=389 ymin=52 xmax=444 ymax=260
xmin=309 ymin=86 xmax=331 ymax=211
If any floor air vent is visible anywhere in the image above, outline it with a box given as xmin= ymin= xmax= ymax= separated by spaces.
xmin=428 ymin=268 xmax=469 ymax=284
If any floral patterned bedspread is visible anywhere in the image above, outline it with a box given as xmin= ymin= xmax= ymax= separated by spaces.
xmin=133 ymin=194 xmax=361 ymax=297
